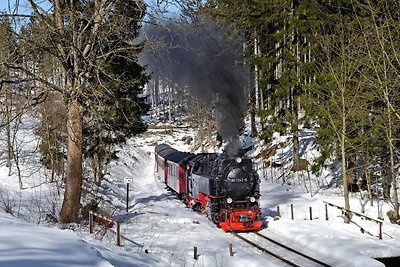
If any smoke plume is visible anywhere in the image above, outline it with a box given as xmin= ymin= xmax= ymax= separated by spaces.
xmin=141 ymin=18 xmax=248 ymax=157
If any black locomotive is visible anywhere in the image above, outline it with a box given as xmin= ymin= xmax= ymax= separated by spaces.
xmin=155 ymin=144 xmax=263 ymax=231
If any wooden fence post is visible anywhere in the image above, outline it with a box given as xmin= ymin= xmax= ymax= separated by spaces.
xmin=116 ymin=222 xmax=121 ymax=246
xmin=291 ymin=204 xmax=294 ymax=220
xmin=325 ymin=203 xmax=328 ymax=220
xmin=89 ymin=210 xmax=93 ymax=234
xmin=229 ymin=244 xmax=233 ymax=256
xmin=277 ymin=206 xmax=280 ymax=216
xmin=309 ymin=207 xmax=312 ymax=220
xmin=194 ymin=246 xmax=198 ymax=260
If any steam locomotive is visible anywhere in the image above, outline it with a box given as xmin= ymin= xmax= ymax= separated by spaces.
xmin=154 ymin=144 xmax=263 ymax=232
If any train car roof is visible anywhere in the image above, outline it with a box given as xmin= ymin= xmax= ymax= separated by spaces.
xmin=155 ymin=144 xmax=180 ymax=159
xmin=164 ymin=151 xmax=194 ymax=164
xmin=155 ymin=144 xmax=194 ymax=164
xmin=155 ymin=144 xmax=172 ymax=154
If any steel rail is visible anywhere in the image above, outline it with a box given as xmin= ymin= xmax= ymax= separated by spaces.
xmin=232 ymin=232 xmax=302 ymax=267
xmin=233 ymin=232 xmax=332 ymax=267
xmin=255 ymin=232 xmax=332 ymax=267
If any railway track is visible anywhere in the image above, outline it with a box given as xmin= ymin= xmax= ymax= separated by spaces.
xmin=232 ymin=231 xmax=332 ymax=267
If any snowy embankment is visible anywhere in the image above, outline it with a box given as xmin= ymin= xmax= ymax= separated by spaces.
xmin=0 ymin=123 xmax=399 ymax=266
xmin=254 ymin=129 xmax=400 ymax=266
xmin=262 ymin=183 xmax=398 ymax=267
xmin=0 ymin=209 xmax=164 ymax=267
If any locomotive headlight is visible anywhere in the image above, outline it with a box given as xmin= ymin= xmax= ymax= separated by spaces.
xmin=226 ymin=197 xmax=233 ymax=204
xmin=249 ymin=196 xmax=256 ymax=203
xmin=235 ymin=157 xmax=242 ymax=163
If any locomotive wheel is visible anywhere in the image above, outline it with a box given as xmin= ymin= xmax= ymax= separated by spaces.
xmin=206 ymin=203 xmax=221 ymax=224
xmin=192 ymin=202 xmax=201 ymax=212
xmin=211 ymin=213 xmax=222 ymax=225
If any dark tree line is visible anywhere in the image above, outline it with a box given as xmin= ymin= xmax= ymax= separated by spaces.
xmin=202 ymin=0 xmax=400 ymax=223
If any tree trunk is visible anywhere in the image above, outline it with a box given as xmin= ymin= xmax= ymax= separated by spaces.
xmin=5 ymin=89 xmax=13 ymax=174
xmin=341 ymin=136 xmax=350 ymax=223
xmin=365 ymin=169 xmax=373 ymax=206
xmin=292 ymin=118 xmax=300 ymax=171
xmin=254 ymin=35 xmax=260 ymax=110
xmin=341 ymin=94 xmax=350 ymax=224
xmin=292 ymin=16 xmax=301 ymax=172
xmin=387 ymin=111 xmax=399 ymax=220
xmin=381 ymin=155 xmax=390 ymax=200
xmin=60 ymin=98 xmax=83 ymax=223
xmin=154 ymin=77 xmax=159 ymax=119
xmin=248 ymin=43 xmax=258 ymax=138
xmin=291 ymin=87 xmax=300 ymax=171
xmin=249 ymin=75 xmax=258 ymax=138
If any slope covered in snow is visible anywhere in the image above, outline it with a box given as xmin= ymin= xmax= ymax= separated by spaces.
xmin=0 ymin=209 xmax=168 ymax=267
xmin=0 ymin=123 xmax=399 ymax=266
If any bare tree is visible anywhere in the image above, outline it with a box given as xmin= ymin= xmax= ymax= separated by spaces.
xmin=358 ymin=1 xmax=400 ymax=221
xmin=0 ymin=16 xmax=28 ymax=189
xmin=1 ymin=0 xmax=148 ymax=223
xmin=313 ymin=15 xmax=367 ymax=223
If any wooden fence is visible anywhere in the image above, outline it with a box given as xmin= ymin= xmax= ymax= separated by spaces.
xmin=323 ymin=201 xmax=383 ymax=239
xmin=89 ymin=210 xmax=121 ymax=246
xmin=275 ymin=202 xmax=383 ymax=240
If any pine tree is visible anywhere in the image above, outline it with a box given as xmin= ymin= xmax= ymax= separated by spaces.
xmin=250 ymin=1 xmax=320 ymax=172
xmin=204 ymin=1 xmax=320 ymax=170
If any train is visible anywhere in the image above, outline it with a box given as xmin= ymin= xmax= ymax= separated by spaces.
xmin=154 ymin=143 xmax=263 ymax=232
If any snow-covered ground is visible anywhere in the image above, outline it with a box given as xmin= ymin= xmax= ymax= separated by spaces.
xmin=0 ymin=122 xmax=400 ymax=266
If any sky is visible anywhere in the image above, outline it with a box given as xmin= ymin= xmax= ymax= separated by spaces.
xmin=1 ymin=114 xmax=399 ymax=266
xmin=0 ymin=0 xmax=166 ymax=13
xmin=0 ymin=0 xmax=32 ymax=14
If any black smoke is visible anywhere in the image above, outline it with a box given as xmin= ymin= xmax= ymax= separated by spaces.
xmin=141 ymin=18 xmax=248 ymax=157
